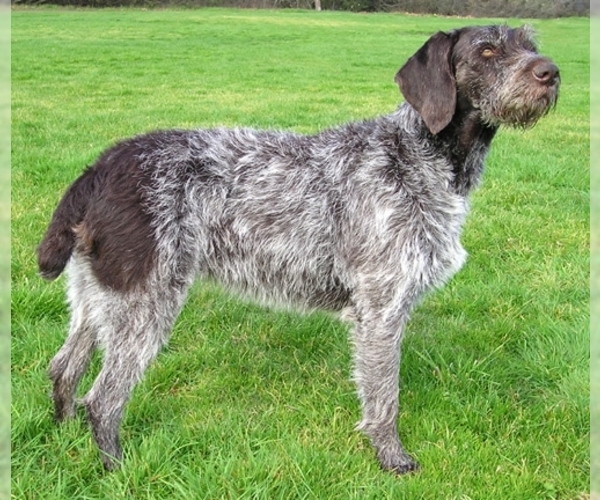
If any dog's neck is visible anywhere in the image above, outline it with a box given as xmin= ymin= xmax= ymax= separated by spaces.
xmin=433 ymin=106 xmax=498 ymax=196
xmin=434 ymin=109 xmax=498 ymax=196
xmin=393 ymin=102 xmax=498 ymax=196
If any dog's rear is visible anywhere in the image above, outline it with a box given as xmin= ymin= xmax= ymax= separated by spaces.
xmin=38 ymin=136 xmax=162 ymax=293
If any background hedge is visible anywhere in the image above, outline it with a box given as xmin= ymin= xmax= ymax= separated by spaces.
xmin=10 ymin=0 xmax=590 ymax=16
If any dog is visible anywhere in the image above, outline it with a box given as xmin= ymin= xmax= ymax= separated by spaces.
xmin=37 ymin=24 xmax=559 ymax=473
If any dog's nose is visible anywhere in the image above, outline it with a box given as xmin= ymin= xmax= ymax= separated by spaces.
xmin=532 ymin=60 xmax=560 ymax=86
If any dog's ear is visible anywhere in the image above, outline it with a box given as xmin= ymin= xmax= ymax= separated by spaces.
xmin=395 ymin=31 xmax=458 ymax=135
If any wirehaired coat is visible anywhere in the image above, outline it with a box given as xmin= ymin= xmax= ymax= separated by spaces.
xmin=37 ymin=24 xmax=559 ymax=473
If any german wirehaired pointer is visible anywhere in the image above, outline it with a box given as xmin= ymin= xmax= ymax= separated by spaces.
xmin=38 ymin=25 xmax=559 ymax=473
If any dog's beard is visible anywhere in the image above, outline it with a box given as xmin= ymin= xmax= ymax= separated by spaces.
xmin=479 ymin=76 xmax=559 ymax=129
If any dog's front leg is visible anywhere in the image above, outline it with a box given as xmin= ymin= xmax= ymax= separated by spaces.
xmin=351 ymin=299 xmax=419 ymax=475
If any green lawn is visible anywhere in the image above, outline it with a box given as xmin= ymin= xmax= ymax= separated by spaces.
xmin=590 ymin=16 xmax=600 ymax=499
xmin=1 ymin=6 xmax=10 ymax=500
xmin=11 ymin=8 xmax=589 ymax=499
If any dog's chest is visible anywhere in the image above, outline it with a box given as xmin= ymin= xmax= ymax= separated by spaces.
xmin=327 ymin=154 xmax=470 ymax=295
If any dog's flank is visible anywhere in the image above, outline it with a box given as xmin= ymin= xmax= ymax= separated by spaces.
xmin=38 ymin=24 xmax=559 ymax=473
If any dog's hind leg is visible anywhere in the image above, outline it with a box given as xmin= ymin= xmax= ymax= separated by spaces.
xmin=48 ymin=256 xmax=100 ymax=422
xmin=81 ymin=275 xmax=190 ymax=470
xmin=49 ymin=316 xmax=96 ymax=422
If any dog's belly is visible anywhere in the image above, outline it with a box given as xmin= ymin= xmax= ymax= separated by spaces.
xmin=198 ymin=220 xmax=351 ymax=312
xmin=202 ymin=251 xmax=352 ymax=312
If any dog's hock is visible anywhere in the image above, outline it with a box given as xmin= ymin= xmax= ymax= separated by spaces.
xmin=394 ymin=31 xmax=457 ymax=135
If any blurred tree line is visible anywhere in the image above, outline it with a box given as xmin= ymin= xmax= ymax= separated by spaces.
xmin=10 ymin=0 xmax=590 ymax=17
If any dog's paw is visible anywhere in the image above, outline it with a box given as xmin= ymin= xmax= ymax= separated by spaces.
xmin=390 ymin=458 xmax=420 ymax=475
xmin=378 ymin=450 xmax=420 ymax=476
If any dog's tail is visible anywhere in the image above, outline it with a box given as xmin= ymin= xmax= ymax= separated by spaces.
xmin=37 ymin=166 xmax=97 ymax=280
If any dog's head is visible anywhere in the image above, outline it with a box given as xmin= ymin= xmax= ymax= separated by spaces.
xmin=395 ymin=25 xmax=560 ymax=134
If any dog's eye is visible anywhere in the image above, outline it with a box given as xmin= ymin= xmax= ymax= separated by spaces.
xmin=481 ymin=47 xmax=495 ymax=57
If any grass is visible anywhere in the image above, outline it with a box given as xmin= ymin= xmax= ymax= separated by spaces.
xmin=590 ymin=16 xmax=599 ymax=499
xmin=1 ymin=5 xmax=10 ymax=500
xmin=11 ymin=8 xmax=589 ymax=499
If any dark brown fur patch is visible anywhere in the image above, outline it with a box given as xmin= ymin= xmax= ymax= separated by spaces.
xmin=75 ymin=138 xmax=158 ymax=292
xmin=38 ymin=136 xmax=160 ymax=292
